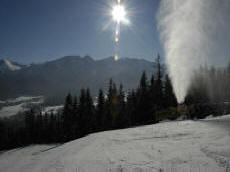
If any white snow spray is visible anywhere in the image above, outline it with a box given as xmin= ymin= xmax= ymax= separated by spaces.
xmin=157 ymin=0 xmax=230 ymax=103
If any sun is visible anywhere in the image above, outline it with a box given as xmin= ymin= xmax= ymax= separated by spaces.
xmin=112 ymin=5 xmax=126 ymax=23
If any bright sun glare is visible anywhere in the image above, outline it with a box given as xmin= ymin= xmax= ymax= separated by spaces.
xmin=112 ymin=5 xmax=126 ymax=23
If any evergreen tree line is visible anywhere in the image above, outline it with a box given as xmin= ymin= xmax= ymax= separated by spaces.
xmin=0 ymin=56 xmax=178 ymax=150
xmin=185 ymin=62 xmax=230 ymax=118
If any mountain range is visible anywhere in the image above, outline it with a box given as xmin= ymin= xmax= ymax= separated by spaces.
xmin=0 ymin=56 xmax=157 ymax=105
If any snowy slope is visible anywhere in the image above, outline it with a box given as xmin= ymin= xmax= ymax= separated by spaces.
xmin=0 ymin=116 xmax=230 ymax=172
xmin=0 ymin=96 xmax=63 ymax=118
xmin=0 ymin=103 xmax=26 ymax=118
xmin=0 ymin=96 xmax=43 ymax=118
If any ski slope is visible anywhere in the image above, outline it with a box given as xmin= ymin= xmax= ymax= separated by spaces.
xmin=0 ymin=115 xmax=230 ymax=172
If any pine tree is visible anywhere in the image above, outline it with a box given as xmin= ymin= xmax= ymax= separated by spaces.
xmin=73 ymin=96 xmax=78 ymax=115
xmin=78 ymin=89 xmax=87 ymax=136
xmin=116 ymin=84 xmax=127 ymax=128
xmin=108 ymin=79 xmax=113 ymax=103
xmin=149 ymin=74 xmax=157 ymax=118
xmin=155 ymin=54 xmax=164 ymax=110
xmin=105 ymin=79 xmax=115 ymax=129
xmin=140 ymin=71 xmax=147 ymax=92
xmin=73 ymin=96 xmax=79 ymax=138
xmin=164 ymin=74 xmax=177 ymax=107
xmin=150 ymin=74 xmax=155 ymax=91
xmin=111 ymin=82 xmax=119 ymax=128
xmin=63 ymin=93 xmax=73 ymax=141
xmin=96 ymin=89 xmax=105 ymax=131
xmin=125 ymin=90 xmax=135 ymax=126
xmin=85 ymin=88 xmax=95 ymax=133
xmin=137 ymin=71 xmax=152 ymax=124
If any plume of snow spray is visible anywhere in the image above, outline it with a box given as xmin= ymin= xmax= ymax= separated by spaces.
xmin=157 ymin=0 xmax=230 ymax=103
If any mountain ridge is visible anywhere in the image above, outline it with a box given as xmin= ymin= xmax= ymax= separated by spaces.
xmin=0 ymin=56 xmax=157 ymax=105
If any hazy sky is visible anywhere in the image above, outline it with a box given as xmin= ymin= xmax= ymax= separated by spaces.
xmin=0 ymin=0 xmax=162 ymax=63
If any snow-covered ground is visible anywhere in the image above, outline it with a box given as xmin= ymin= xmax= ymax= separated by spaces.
xmin=0 ymin=96 xmax=43 ymax=118
xmin=0 ymin=96 xmax=64 ymax=118
xmin=0 ymin=103 xmax=63 ymax=118
xmin=41 ymin=105 xmax=63 ymax=115
xmin=1 ymin=115 xmax=230 ymax=172
xmin=0 ymin=103 xmax=27 ymax=118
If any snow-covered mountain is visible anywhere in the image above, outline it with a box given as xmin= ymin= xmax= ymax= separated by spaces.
xmin=0 ymin=115 xmax=230 ymax=172
xmin=0 ymin=56 xmax=158 ymax=104
xmin=0 ymin=59 xmax=23 ymax=73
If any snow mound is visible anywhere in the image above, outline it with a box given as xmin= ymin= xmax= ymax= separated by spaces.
xmin=0 ymin=115 xmax=230 ymax=172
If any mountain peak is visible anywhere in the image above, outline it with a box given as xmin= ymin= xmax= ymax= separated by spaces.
xmin=0 ymin=58 xmax=21 ymax=72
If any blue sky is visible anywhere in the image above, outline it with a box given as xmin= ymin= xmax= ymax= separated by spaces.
xmin=0 ymin=0 xmax=162 ymax=64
